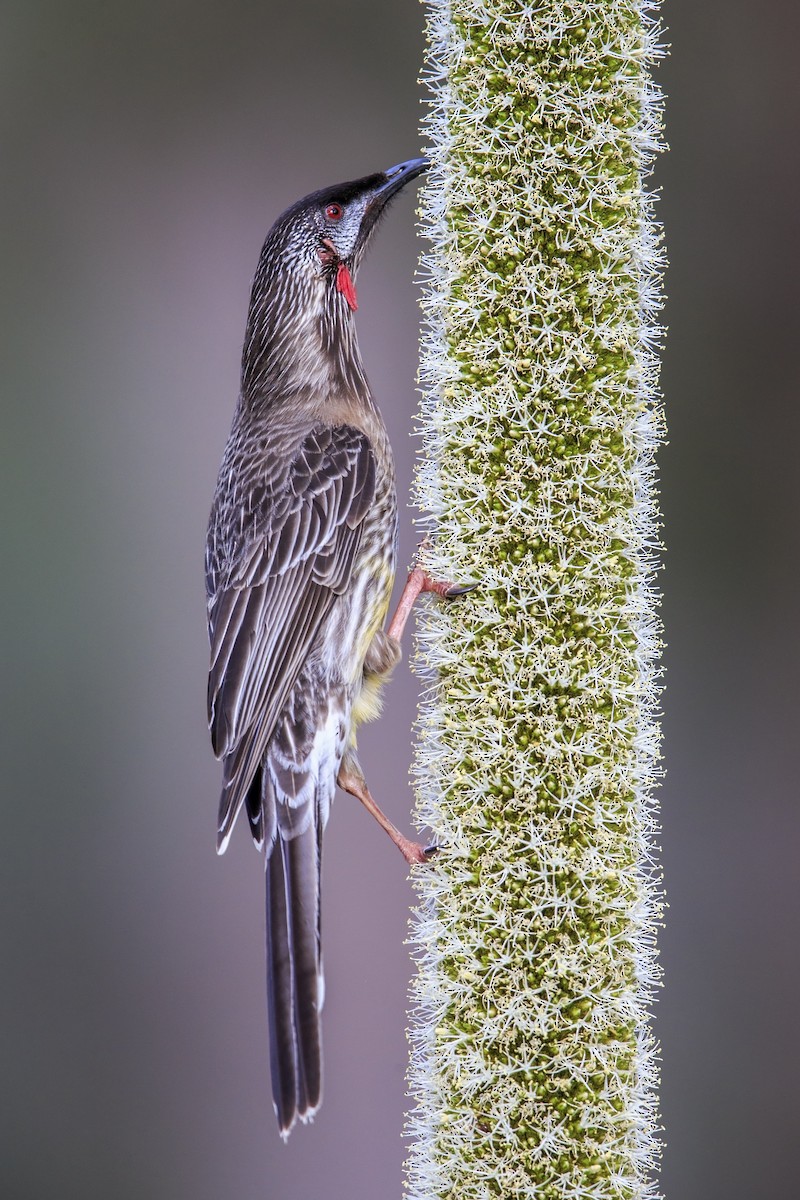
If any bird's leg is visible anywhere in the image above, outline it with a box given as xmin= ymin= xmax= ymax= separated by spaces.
xmin=337 ymin=758 xmax=434 ymax=866
xmin=387 ymin=563 xmax=475 ymax=644
xmin=339 ymin=551 xmax=472 ymax=864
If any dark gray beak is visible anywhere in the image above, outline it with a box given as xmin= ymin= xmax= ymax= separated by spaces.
xmin=354 ymin=157 xmax=429 ymax=256
xmin=373 ymin=157 xmax=430 ymax=201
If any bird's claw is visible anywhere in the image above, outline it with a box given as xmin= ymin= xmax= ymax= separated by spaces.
xmin=412 ymin=539 xmax=478 ymax=600
xmin=443 ymin=581 xmax=479 ymax=600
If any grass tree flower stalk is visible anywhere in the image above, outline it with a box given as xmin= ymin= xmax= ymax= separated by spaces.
xmin=405 ymin=3 xmax=664 ymax=1198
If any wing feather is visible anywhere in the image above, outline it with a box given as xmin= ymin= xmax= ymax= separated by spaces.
xmin=206 ymin=423 xmax=376 ymax=848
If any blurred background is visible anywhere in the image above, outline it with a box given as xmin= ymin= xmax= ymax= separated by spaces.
xmin=1 ymin=2 xmax=798 ymax=1197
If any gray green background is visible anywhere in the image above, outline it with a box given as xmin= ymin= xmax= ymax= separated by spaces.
xmin=2 ymin=2 xmax=798 ymax=1198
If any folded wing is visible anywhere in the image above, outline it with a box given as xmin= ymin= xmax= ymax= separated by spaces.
xmin=206 ymin=423 xmax=376 ymax=852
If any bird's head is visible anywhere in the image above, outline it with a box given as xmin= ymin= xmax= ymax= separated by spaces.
xmin=266 ymin=157 xmax=429 ymax=313
xmin=241 ymin=157 xmax=428 ymax=400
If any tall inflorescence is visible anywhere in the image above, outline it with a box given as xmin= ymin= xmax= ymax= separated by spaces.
xmin=405 ymin=3 xmax=664 ymax=1199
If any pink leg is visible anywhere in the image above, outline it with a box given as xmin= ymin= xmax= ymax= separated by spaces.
xmin=339 ymin=554 xmax=471 ymax=864
xmin=387 ymin=566 xmax=474 ymax=643
xmin=337 ymin=761 xmax=435 ymax=865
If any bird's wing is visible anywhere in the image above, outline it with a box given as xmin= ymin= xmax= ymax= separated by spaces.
xmin=206 ymin=423 xmax=376 ymax=849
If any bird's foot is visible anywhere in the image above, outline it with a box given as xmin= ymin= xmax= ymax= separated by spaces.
xmin=413 ymin=536 xmax=477 ymax=594
xmin=337 ymin=763 xmax=437 ymax=868
xmin=398 ymin=836 xmax=437 ymax=866
xmin=387 ymin=564 xmax=477 ymax=642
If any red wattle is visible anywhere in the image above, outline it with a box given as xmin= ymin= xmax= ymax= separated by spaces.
xmin=336 ymin=262 xmax=358 ymax=311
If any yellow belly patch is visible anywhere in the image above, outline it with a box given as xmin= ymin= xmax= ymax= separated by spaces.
xmin=348 ymin=560 xmax=395 ymax=747
xmin=351 ymin=672 xmax=387 ymax=732
xmin=352 ymin=561 xmax=393 ymax=662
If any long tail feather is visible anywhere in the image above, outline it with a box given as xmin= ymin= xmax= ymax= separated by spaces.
xmin=265 ymin=814 xmax=323 ymax=1137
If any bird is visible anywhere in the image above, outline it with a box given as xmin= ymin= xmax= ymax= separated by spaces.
xmin=205 ymin=158 xmax=465 ymax=1137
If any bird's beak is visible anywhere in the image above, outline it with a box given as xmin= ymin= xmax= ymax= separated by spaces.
xmin=354 ymin=157 xmax=429 ymax=256
xmin=372 ymin=157 xmax=430 ymax=203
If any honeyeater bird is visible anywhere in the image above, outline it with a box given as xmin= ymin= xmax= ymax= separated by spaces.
xmin=206 ymin=158 xmax=464 ymax=1137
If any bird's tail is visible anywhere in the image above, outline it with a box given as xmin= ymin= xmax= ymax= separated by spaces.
xmin=264 ymin=773 xmax=325 ymax=1139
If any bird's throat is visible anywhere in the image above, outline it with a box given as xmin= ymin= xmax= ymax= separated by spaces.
xmin=336 ymin=262 xmax=358 ymax=312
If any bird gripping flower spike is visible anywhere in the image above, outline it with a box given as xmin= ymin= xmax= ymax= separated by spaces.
xmin=205 ymin=157 xmax=466 ymax=1138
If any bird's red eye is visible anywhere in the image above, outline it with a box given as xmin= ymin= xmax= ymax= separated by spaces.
xmin=324 ymin=203 xmax=343 ymax=220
